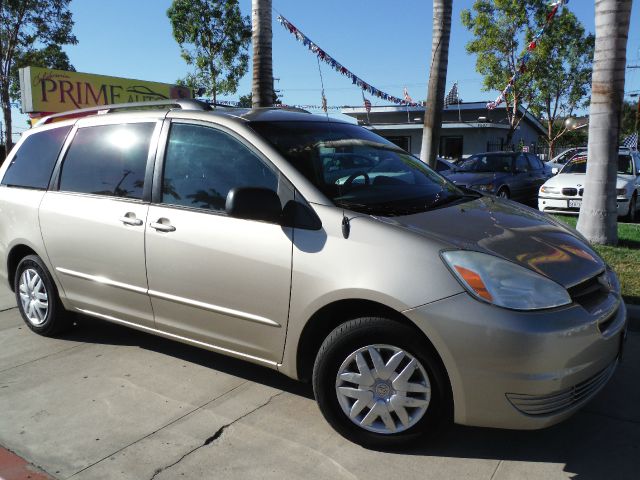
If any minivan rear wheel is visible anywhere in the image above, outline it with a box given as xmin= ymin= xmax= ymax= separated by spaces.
xmin=312 ymin=317 xmax=451 ymax=448
xmin=15 ymin=255 xmax=71 ymax=336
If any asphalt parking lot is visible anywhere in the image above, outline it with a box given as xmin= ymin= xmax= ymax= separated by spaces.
xmin=1 ymin=284 xmax=639 ymax=480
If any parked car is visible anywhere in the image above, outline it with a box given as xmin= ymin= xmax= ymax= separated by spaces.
xmin=443 ymin=151 xmax=550 ymax=203
xmin=0 ymin=100 xmax=626 ymax=448
xmin=546 ymin=147 xmax=587 ymax=174
xmin=435 ymin=157 xmax=457 ymax=173
xmin=538 ymin=149 xmax=640 ymax=221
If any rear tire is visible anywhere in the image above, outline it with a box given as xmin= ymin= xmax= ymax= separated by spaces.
xmin=312 ymin=317 xmax=452 ymax=449
xmin=14 ymin=255 xmax=71 ymax=336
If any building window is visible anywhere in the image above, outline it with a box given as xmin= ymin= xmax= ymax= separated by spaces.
xmin=439 ymin=136 xmax=463 ymax=161
xmin=383 ymin=136 xmax=411 ymax=152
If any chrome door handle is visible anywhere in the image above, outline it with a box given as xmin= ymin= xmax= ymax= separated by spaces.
xmin=150 ymin=220 xmax=176 ymax=232
xmin=120 ymin=215 xmax=143 ymax=226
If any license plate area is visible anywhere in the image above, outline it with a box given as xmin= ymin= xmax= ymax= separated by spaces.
xmin=569 ymin=199 xmax=582 ymax=208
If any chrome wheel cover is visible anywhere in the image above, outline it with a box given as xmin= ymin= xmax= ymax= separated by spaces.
xmin=497 ymin=189 xmax=508 ymax=198
xmin=335 ymin=344 xmax=431 ymax=434
xmin=18 ymin=269 xmax=49 ymax=326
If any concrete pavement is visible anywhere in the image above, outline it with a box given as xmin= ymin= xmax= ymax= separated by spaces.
xmin=1 ymin=283 xmax=639 ymax=479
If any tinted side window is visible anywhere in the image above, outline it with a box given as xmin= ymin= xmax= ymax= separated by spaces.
xmin=1 ymin=126 xmax=71 ymax=189
xmin=436 ymin=160 xmax=451 ymax=172
xmin=59 ymin=123 xmax=155 ymax=199
xmin=527 ymin=154 xmax=543 ymax=170
xmin=162 ymin=123 xmax=277 ymax=212
xmin=515 ymin=154 xmax=529 ymax=172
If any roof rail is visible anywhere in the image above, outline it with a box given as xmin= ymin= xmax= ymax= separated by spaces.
xmin=34 ymin=99 xmax=212 ymax=127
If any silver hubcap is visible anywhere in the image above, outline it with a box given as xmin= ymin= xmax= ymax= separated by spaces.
xmin=498 ymin=190 xmax=508 ymax=198
xmin=335 ymin=344 xmax=431 ymax=434
xmin=18 ymin=269 xmax=49 ymax=326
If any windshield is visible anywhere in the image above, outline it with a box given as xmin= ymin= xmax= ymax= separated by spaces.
xmin=250 ymin=121 xmax=470 ymax=216
xmin=562 ymin=154 xmax=634 ymax=175
xmin=456 ymin=153 xmax=515 ymax=173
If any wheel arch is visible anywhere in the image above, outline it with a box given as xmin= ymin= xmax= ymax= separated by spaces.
xmin=295 ymin=298 xmax=452 ymax=402
xmin=7 ymin=244 xmax=40 ymax=292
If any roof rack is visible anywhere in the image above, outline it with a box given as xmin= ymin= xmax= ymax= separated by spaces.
xmin=34 ymin=99 xmax=212 ymax=127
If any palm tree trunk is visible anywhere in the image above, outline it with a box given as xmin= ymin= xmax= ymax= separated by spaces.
xmin=421 ymin=0 xmax=452 ymax=169
xmin=576 ymin=0 xmax=632 ymax=245
xmin=252 ymin=0 xmax=273 ymax=108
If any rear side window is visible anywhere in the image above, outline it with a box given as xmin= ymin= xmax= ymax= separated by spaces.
xmin=527 ymin=154 xmax=543 ymax=170
xmin=59 ymin=123 xmax=155 ymax=200
xmin=1 ymin=126 xmax=71 ymax=189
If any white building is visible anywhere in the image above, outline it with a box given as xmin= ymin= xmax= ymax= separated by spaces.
xmin=341 ymin=102 xmax=546 ymax=160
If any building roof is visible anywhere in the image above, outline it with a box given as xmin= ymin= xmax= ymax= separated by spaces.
xmin=341 ymin=101 xmax=546 ymax=135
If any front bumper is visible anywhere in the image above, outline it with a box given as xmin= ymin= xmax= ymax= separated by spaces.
xmin=404 ymin=291 xmax=627 ymax=430
xmin=539 ymin=196 xmax=629 ymax=216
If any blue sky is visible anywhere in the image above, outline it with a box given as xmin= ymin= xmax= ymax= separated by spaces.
xmin=11 ymin=0 xmax=640 ymax=139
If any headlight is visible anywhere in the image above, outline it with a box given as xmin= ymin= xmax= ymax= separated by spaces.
xmin=616 ymin=188 xmax=627 ymax=196
xmin=441 ymin=250 xmax=571 ymax=310
xmin=471 ymin=183 xmax=494 ymax=192
xmin=540 ymin=186 xmax=560 ymax=194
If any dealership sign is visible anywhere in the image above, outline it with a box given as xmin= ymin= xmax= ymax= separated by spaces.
xmin=19 ymin=66 xmax=192 ymax=114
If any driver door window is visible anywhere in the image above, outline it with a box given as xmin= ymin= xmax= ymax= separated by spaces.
xmin=162 ymin=123 xmax=278 ymax=212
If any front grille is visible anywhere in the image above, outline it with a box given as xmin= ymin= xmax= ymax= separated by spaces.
xmin=506 ymin=362 xmax=617 ymax=416
xmin=563 ymin=188 xmax=578 ymax=196
xmin=579 ymin=188 xmax=584 ymax=196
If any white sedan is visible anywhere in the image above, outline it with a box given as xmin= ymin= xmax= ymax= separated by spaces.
xmin=538 ymin=149 xmax=640 ymax=221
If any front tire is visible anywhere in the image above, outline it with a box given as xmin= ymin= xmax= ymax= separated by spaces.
xmin=496 ymin=187 xmax=510 ymax=199
xmin=312 ymin=317 xmax=451 ymax=449
xmin=624 ymin=194 xmax=636 ymax=223
xmin=15 ymin=255 xmax=71 ymax=336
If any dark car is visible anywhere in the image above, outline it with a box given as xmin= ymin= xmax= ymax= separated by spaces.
xmin=442 ymin=151 xmax=550 ymax=203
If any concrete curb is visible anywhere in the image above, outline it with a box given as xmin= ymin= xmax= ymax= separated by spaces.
xmin=627 ymin=303 xmax=640 ymax=332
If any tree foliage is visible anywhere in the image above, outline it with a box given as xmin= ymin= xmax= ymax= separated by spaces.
xmin=621 ymin=100 xmax=638 ymax=137
xmin=0 ymin=0 xmax=76 ymax=155
xmin=167 ymin=0 xmax=251 ymax=104
xmin=461 ymin=1 xmax=593 ymax=151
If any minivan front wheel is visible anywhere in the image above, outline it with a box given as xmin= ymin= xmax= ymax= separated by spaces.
xmin=15 ymin=255 xmax=71 ymax=336
xmin=313 ymin=317 xmax=451 ymax=448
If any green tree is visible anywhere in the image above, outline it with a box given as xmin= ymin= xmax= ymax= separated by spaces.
xmin=421 ymin=0 xmax=452 ymax=169
xmin=576 ymin=0 xmax=633 ymax=244
xmin=527 ymin=9 xmax=594 ymax=158
xmin=0 ymin=0 xmax=77 ymax=157
xmin=620 ymin=100 xmax=638 ymax=137
xmin=461 ymin=1 xmax=538 ymax=145
xmin=167 ymin=0 xmax=251 ymax=105
xmin=461 ymin=1 xmax=593 ymax=152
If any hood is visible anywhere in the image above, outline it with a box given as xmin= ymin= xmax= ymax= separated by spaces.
xmin=378 ymin=196 xmax=604 ymax=288
xmin=544 ymin=173 xmax=634 ymax=190
xmin=444 ymin=172 xmax=501 ymax=187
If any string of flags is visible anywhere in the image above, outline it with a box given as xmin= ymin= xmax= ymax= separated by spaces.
xmin=277 ymin=14 xmax=419 ymax=107
xmin=487 ymin=0 xmax=569 ymax=110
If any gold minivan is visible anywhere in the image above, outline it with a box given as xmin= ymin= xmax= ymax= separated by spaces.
xmin=0 ymin=100 xmax=626 ymax=448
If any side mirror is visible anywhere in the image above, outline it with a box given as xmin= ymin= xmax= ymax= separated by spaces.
xmin=552 ymin=167 xmax=559 ymax=175
xmin=225 ymin=187 xmax=282 ymax=224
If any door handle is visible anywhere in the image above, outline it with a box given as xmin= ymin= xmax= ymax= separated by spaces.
xmin=150 ymin=219 xmax=176 ymax=232
xmin=120 ymin=214 xmax=143 ymax=226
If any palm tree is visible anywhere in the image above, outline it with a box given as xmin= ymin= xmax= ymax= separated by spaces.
xmin=576 ymin=0 xmax=633 ymax=245
xmin=251 ymin=0 xmax=273 ymax=108
xmin=420 ymin=0 xmax=452 ymax=169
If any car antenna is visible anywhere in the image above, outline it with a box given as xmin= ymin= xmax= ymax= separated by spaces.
xmin=342 ymin=215 xmax=351 ymax=239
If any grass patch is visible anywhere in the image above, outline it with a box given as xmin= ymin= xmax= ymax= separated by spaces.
xmin=552 ymin=215 xmax=640 ymax=305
